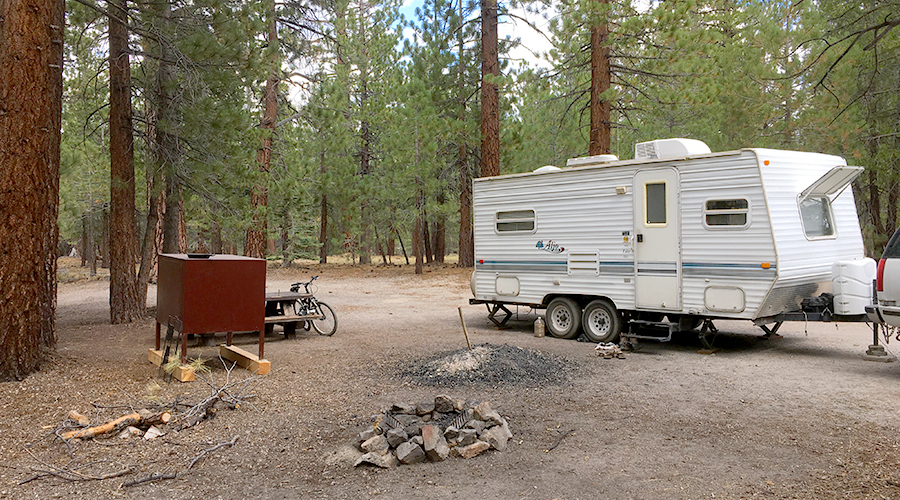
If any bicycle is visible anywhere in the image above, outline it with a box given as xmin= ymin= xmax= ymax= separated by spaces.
xmin=289 ymin=276 xmax=338 ymax=336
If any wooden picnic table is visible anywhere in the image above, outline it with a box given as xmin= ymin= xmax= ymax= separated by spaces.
xmin=263 ymin=291 xmax=321 ymax=339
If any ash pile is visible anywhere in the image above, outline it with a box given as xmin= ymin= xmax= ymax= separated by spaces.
xmin=400 ymin=343 xmax=572 ymax=387
xmin=354 ymin=395 xmax=511 ymax=468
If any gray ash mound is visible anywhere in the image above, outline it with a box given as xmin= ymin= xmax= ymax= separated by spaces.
xmin=401 ymin=343 xmax=573 ymax=387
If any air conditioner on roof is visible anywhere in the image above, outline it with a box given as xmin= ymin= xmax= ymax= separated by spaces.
xmin=634 ymin=138 xmax=711 ymax=160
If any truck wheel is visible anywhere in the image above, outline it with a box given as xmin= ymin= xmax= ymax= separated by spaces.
xmin=582 ymin=299 xmax=622 ymax=343
xmin=545 ymin=297 xmax=582 ymax=339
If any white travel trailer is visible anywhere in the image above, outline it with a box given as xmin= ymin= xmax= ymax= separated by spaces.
xmin=470 ymin=138 xmax=873 ymax=345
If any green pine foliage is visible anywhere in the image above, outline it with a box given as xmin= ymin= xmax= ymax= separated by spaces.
xmin=56 ymin=0 xmax=900 ymax=261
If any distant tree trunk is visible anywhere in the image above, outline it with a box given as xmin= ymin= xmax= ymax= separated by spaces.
xmin=480 ymin=0 xmax=499 ymax=177
xmin=0 ymin=0 xmax=63 ymax=380
xmin=137 ymin=187 xmax=159 ymax=305
xmin=108 ymin=0 xmax=143 ymax=323
xmin=161 ymin=175 xmax=180 ymax=253
xmin=433 ymin=218 xmax=446 ymax=264
xmin=280 ymin=207 xmax=292 ymax=267
xmin=588 ymin=0 xmax=611 ymax=156
xmin=319 ymin=192 xmax=328 ymax=263
xmin=100 ymin=206 xmax=109 ymax=268
xmin=211 ymin=220 xmax=223 ymax=254
xmin=413 ymin=191 xmax=425 ymax=275
xmin=80 ymin=214 xmax=88 ymax=267
xmin=423 ymin=215 xmax=433 ymax=264
xmin=246 ymin=0 xmax=277 ymax=259
xmin=177 ymin=196 xmax=187 ymax=251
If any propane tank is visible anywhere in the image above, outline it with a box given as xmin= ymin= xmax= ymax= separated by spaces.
xmin=534 ymin=317 xmax=545 ymax=337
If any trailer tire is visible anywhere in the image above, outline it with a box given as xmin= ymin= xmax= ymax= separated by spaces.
xmin=582 ymin=299 xmax=622 ymax=343
xmin=545 ymin=297 xmax=582 ymax=339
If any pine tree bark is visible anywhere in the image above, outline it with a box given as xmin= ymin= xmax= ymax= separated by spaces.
xmin=457 ymin=0 xmax=474 ymax=268
xmin=589 ymin=0 xmax=611 ymax=156
xmin=246 ymin=1 xmax=277 ymax=259
xmin=108 ymin=0 xmax=143 ymax=323
xmin=480 ymin=0 xmax=500 ymax=177
xmin=0 ymin=0 xmax=64 ymax=380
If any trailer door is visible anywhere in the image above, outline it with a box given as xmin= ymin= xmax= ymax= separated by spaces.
xmin=633 ymin=168 xmax=681 ymax=310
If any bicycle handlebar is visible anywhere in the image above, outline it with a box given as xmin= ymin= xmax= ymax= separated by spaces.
xmin=290 ymin=275 xmax=320 ymax=291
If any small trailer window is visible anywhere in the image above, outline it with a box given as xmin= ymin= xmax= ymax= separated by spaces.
xmin=799 ymin=197 xmax=835 ymax=238
xmin=496 ymin=210 xmax=535 ymax=233
xmin=645 ymin=182 xmax=667 ymax=225
xmin=704 ymin=199 xmax=749 ymax=228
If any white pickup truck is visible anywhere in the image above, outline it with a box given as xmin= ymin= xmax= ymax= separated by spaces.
xmin=867 ymin=227 xmax=900 ymax=328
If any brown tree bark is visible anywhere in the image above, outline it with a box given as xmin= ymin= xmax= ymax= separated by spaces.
xmin=108 ymin=0 xmax=143 ymax=323
xmin=480 ymin=0 xmax=500 ymax=177
xmin=0 ymin=0 xmax=64 ymax=380
xmin=247 ymin=2 xmax=278 ymax=259
xmin=457 ymin=0 xmax=474 ymax=268
xmin=589 ymin=0 xmax=611 ymax=156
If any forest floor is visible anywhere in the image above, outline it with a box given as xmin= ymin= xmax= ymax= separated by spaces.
xmin=4 ymin=258 xmax=900 ymax=499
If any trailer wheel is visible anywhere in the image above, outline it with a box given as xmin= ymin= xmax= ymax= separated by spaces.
xmin=545 ymin=297 xmax=582 ymax=339
xmin=582 ymin=299 xmax=622 ymax=343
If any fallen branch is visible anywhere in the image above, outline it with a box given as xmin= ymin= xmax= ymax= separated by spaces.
xmin=187 ymin=436 xmax=239 ymax=470
xmin=19 ymin=454 xmax=135 ymax=485
xmin=176 ymin=397 xmax=220 ymax=431
xmin=121 ymin=470 xmax=177 ymax=487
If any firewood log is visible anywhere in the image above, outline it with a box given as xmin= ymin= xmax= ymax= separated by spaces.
xmin=60 ymin=410 xmax=171 ymax=440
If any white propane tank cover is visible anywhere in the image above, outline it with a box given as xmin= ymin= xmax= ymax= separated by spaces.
xmin=534 ymin=165 xmax=562 ymax=173
xmin=634 ymin=138 xmax=711 ymax=160
xmin=832 ymin=258 xmax=877 ymax=315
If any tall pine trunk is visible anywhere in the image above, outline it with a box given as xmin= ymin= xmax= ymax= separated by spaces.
xmin=457 ymin=0 xmax=474 ymax=267
xmin=480 ymin=0 xmax=499 ymax=177
xmin=247 ymin=0 xmax=278 ymax=259
xmin=0 ymin=0 xmax=63 ymax=380
xmin=589 ymin=0 xmax=611 ymax=155
xmin=109 ymin=0 xmax=143 ymax=323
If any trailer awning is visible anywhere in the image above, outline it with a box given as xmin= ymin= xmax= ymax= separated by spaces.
xmin=799 ymin=165 xmax=864 ymax=202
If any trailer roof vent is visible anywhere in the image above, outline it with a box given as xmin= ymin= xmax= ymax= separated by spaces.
xmin=565 ymin=154 xmax=619 ymax=167
xmin=533 ymin=165 xmax=562 ymax=173
xmin=634 ymin=138 xmax=711 ymax=160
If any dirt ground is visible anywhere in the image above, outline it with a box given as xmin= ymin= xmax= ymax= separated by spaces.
xmin=4 ymin=260 xmax=900 ymax=499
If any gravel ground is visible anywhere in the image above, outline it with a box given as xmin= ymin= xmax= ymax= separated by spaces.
xmin=4 ymin=261 xmax=900 ymax=499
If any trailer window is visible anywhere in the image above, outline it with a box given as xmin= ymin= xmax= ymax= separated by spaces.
xmin=704 ymin=199 xmax=749 ymax=228
xmin=645 ymin=182 xmax=667 ymax=225
xmin=799 ymin=196 xmax=835 ymax=238
xmin=496 ymin=210 xmax=535 ymax=233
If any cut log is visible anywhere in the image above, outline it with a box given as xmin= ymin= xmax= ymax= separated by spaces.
xmin=60 ymin=410 xmax=172 ymax=440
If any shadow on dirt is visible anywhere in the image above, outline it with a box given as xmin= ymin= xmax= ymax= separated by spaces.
xmin=474 ymin=316 xmax=869 ymax=363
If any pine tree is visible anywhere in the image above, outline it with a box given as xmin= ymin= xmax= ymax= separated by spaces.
xmin=0 ymin=0 xmax=64 ymax=380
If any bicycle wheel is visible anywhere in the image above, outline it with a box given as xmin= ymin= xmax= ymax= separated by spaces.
xmin=292 ymin=300 xmax=313 ymax=331
xmin=312 ymin=302 xmax=337 ymax=336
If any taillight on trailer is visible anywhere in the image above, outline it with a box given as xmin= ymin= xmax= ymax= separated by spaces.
xmin=877 ymin=258 xmax=886 ymax=292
